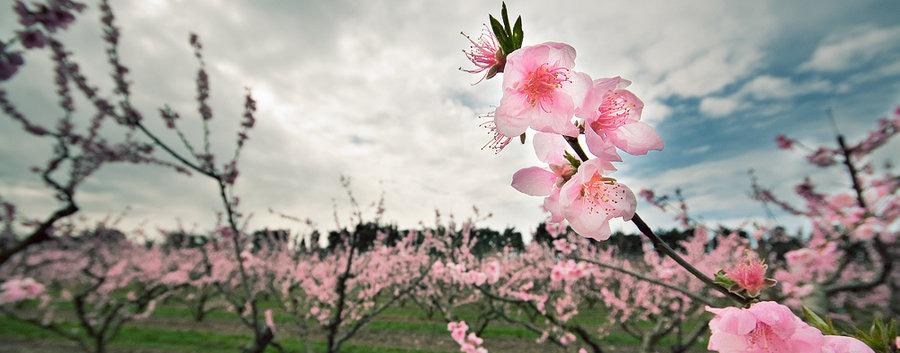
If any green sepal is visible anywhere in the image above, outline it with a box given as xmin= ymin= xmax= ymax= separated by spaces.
xmin=501 ymin=2 xmax=512 ymax=40
xmin=564 ymin=152 xmax=581 ymax=169
xmin=488 ymin=16 xmax=509 ymax=54
xmin=850 ymin=317 xmax=897 ymax=353
xmin=802 ymin=306 xmax=838 ymax=335
xmin=512 ymin=16 xmax=523 ymax=47
xmin=713 ymin=269 xmax=737 ymax=288
xmin=488 ymin=3 xmax=523 ymax=55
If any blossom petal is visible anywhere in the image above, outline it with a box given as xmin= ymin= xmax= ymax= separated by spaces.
xmin=585 ymin=126 xmax=623 ymax=162
xmin=511 ymin=167 xmax=558 ymax=196
xmin=565 ymin=203 xmax=613 ymax=241
xmin=565 ymin=71 xmax=592 ymax=111
xmin=542 ymin=188 xmax=565 ymax=223
xmin=543 ymin=42 xmax=576 ymax=69
xmin=494 ymin=91 xmax=531 ymax=137
xmin=502 ymin=45 xmax=550 ymax=91
xmin=605 ymin=183 xmax=637 ymax=221
xmin=529 ymin=90 xmax=578 ymax=137
xmin=607 ymin=121 xmax=664 ymax=155
xmin=533 ymin=132 xmax=567 ymax=164
xmin=822 ymin=335 xmax=874 ymax=353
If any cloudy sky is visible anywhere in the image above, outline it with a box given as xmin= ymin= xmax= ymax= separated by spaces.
xmin=1 ymin=0 xmax=899 ymax=239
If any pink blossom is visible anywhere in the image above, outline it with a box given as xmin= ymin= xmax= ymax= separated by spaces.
xmin=0 ymin=278 xmax=45 ymax=304
xmin=821 ymin=335 xmax=874 ymax=353
xmin=807 ymin=148 xmax=836 ymax=167
xmin=448 ymin=321 xmax=488 ymax=353
xmin=706 ymin=301 xmax=824 ymax=353
xmin=550 ymin=260 xmax=586 ymax=283
xmin=638 ymin=189 xmax=655 ymax=203
xmin=775 ymin=135 xmax=795 ymax=150
xmin=494 ymin=42 xmax=585 ymax=137
xmin=461 ymin=25 xmax=504 ymax=84
xmin=724 ymin=255 xmax=774 ymax=297
xmin=552 ymin=238 xmax=576 ymax=255
xmin=576 ymin=76 xmax=663 ymax=157
xmin=558 ymin=158 xmax=636 ymax=240
xmin=511 ymin=132 xmax=575 ymax=223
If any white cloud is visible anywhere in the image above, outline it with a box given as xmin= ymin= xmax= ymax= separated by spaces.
xmin=1 ymin=0 xmax=898 ymax=237
xmin=699 ymin=96 xmax=743 ymax=117
xmin=699 ymin=75 xmax=836 ymax=118
xmin=800 ymin=25 xmax=900 ymax=72
xmin=739 ymin=75 xmax=834 ymax=100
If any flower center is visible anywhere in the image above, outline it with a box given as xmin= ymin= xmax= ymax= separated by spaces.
xmin=590 ymin=91 xmax=636 ymax=131
xmin=747 ymin=323 xmax=779 ymax=351
xmin=581 ymin=172 xmax=619 ymax=213
xmin=522 ymin=64 xmax=568 ymax=111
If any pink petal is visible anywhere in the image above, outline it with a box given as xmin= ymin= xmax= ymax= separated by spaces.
xmin=502 ymin=45 xmax=550 ymax=91
xmin=719 ymin=309 xmax=758 ymax=335
xmin=543 ymin=42 xmax=576 ymax=69
xmin=494 ymin=91 xmax=531 ymax=137
xmin=565 ymin=201 xmax=613 ymax=241
xmin=584 ymin=126 xmax=623 ymax=162
xmin=533 ymin=132 xmax=567 ymax=164
xmin=529 ymin=90 xmax=578 ymax=137
xmin=708 ymin=331 xmax=749 ymax=352
xmin=565 ymin=71 xmax=592 ymax=110
xmin=542 ymin=188 xmax=565 ymax=223
xmin=604 ymin=183 xmax=637 ymax=221
xmin=607 ymin=121 xmax=664 ymax=155
xmin=576 ymin=77 xmax=623 ymax=120
xmin=511 ymin=167 xmax=558 ymax=196
xmin=558 ymin=175 xmax=583 ymax=209
xmin=822 ymin=335 xmax=874 ymax=353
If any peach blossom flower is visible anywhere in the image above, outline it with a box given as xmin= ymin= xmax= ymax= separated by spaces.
xmin=706 ymin=301 xmax=824 ymax=353
xmin=494 ymin=42 xmax=586 ymax=137
xmin=725 ymin=254 xmax=775 ymax=297
xmin=558 ymin=158 xmax=636 ymax=241
xmin=576 ymin=76 xmax=663 ymax=158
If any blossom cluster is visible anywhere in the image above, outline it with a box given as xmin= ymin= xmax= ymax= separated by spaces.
xmin=0 ymin=277 xmax=44 ymax=304
xmin=448 ymin=321 xmax=488 ymax=353
xmin=470 ymin=41 xmax=665 ymax=239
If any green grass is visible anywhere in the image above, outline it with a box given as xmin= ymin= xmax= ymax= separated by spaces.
xmin=0 ymin=301 xmax=706 ymax=352
xmin=0 ymin=316 xmax=454 ymax=353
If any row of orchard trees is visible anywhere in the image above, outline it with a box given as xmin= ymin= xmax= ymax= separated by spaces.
xmin=1 ymin=1 xmax=897 ymax=353
xmin=2 ymin=167 xmax=896 ymax=353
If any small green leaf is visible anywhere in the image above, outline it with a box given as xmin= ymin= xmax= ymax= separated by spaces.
xmin=564 ymin=152 xmax=581 ymax=169
xmin=488 ymin=15 xmax=512 ymax=53
xmin=713 ymin=270 xmax=737 ymax=288
xmin=512 ymin=16 xmax=523 ymax=48
xmin=802 ymin=307 xmax=838 ymax=335
xmin=488 ymin=15 xmax=506 ymax=39
xmin=501 ymin=2 xmax=512 ymax=34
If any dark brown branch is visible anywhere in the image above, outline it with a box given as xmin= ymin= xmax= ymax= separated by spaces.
xmin=574 ymin=256 xmax=715 ymax=306
xmin=563 ymin=137 xmax=750 ymax=306
xmin=0 ymin=202 xmax=78 ymax=266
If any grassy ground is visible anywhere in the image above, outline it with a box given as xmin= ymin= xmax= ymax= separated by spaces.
xmin=0 ymin=302 xmax=706 ymax=353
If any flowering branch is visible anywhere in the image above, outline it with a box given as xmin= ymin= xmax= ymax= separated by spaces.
xmin=563 ymin=136 xmax=751 ymax=306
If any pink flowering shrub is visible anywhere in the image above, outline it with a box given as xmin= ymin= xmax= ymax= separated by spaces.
xmin=448 ymin=321 xmax=488 ymax=353
xmin=0 ymin=277 xmax=45 ymax=304
xmin=752 ymin=108 xmax=899 ymax=314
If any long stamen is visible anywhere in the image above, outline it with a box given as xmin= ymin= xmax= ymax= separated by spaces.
xmin=522 ymin=64 xmax=569 ymax=112
xmin=593 ymin=91 xmax=635 ymax=131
